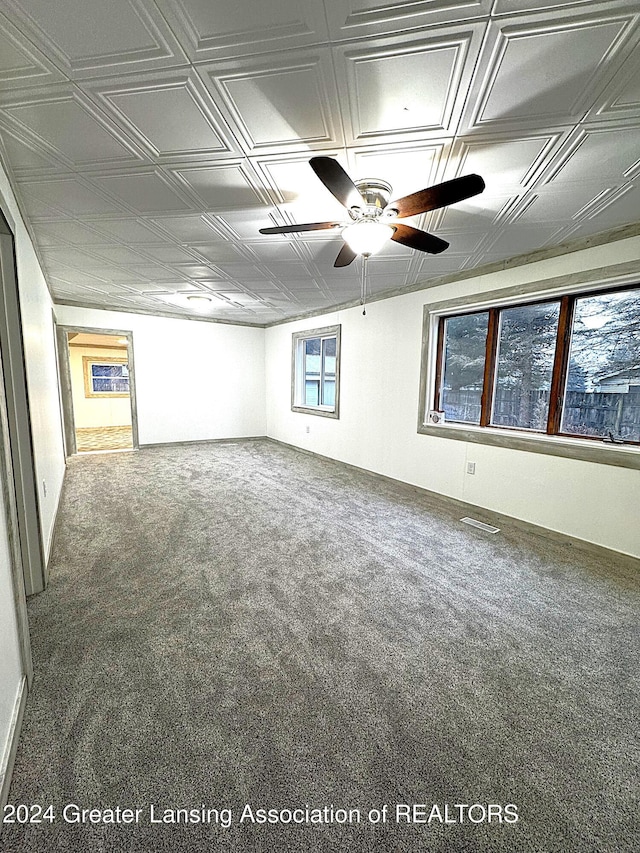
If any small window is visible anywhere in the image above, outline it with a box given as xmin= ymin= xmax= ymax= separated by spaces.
xmin=83 ymin=357 xmax=130 ymax=397
xmin=292 ymin=325 xmax=341 ymax=418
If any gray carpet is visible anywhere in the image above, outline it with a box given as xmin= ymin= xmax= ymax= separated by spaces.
xmin=3 ymin=439 xmax=639 ymax=852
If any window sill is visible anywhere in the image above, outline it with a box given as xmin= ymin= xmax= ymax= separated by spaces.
xmin=417 ymin=422 xmax=639 ymax=470
xmin=292 ymin=404 xmax=339 ymax=419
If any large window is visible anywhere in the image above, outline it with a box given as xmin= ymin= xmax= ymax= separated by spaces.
xmin=292 ymin=325 xmax=341 ymax=418
xmin=430 ymin=285 xmax=640 ymax=445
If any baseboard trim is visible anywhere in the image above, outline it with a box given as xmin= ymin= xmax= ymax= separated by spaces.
xmin=266 ymin=437 xmax=639 ymax=564
xmin=139 ymin=435 xmax=267 ymax=450
xmin=0 ymin=674 xmax=27 ymax=824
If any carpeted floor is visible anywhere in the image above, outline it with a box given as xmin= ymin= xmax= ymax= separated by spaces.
xmin=3 ymin=439 xmax=639 ymax=852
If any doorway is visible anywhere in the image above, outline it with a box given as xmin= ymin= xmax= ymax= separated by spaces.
xmin=57 ymin=326 xmax=139 ymax=456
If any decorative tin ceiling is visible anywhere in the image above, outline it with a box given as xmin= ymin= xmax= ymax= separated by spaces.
xmin=0 ymin=0 xmax=639 ymax=326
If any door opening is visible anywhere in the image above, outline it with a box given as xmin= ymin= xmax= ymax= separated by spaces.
xmin=57 ymin=327 xmax=138 ymax=456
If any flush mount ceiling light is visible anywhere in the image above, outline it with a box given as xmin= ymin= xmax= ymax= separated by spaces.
xmin=186 ymin=294 xmax=213 ymax=312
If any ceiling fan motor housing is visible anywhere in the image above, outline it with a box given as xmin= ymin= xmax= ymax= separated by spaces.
xmin=351 ymin=179 xmax=393 ymax=219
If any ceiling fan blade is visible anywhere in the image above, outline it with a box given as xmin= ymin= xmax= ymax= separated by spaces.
xmin=391 ymin=224 xmax=449 ymax=254
xmin=389 ymin=174 xmax=485 ymax=218
xmin=259 ymin=221 xmax=342 ymax=235
xmin=334 ymin=244 xmax=357 ymax=267
xmin=310 ymin=157 xmax=365 ymax=211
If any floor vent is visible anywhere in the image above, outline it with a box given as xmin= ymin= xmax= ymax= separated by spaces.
xmin=460 ymin=517 xmax=500 ymax=534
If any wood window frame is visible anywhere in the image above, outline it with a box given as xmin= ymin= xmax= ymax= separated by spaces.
xmin=82 ymin=356 xmax=130 ymax=398
xmin=419 ymin=280 xmax=640 ymax=470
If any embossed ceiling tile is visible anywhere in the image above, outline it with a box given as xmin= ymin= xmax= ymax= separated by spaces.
xmin=86 ymin=218 xmax=167 ymax=243
xmin=295 ymin=236 xmax=351 ymax=268
xmin=461 ymin=10 xmax=637 ymax=133
xmin=573 ymin=181 xmax=640 ymax=231
xmin=214 ymin=209 xmax=284 ymax=240
xmin=542 ymin=124 xmax=640 ymax=184
xmin=0 ymin=91 xmax=143 ymax=167
xmin=90 ymin=245 xmax=155 ymax=264
xmin=362 ymin=257 xmax=412 ymax=277
xmin=493 ymin=0 xmax=639 ymax=14
xmin=254 ymin=152 xmax=348 ymax=217
xmin=201 ymin=49 xmax=341 ymax=154
xmin=412 ymin=254 xmax=471 ymax=278
xmin=90 ymin=71 xmax=239 ymax=160
xmin=324 ymin=0 xmax=492 ymax=40
xmin=142 ymin=245 xmax=200 ymax=263
xmin=210 ymin=264 xmax=265 ymax=281
xmin=0 ymin=13 xmax=64 ymax=89
xmin=590 ymin=37 xmax=640 ymax=121
xmin=4 ymin=0 xmax=187 ymax=76
xmin=334 ymin=24 xmax=485 ymax=145
xmin=188 ymin=242 xmax=248 ymax=263
xmin=150 ymin=214 xmax=226 ymax=243
xmin=18 ymin=177 xmax=129 ymax=216
xmin=482 ymin=222 xmax=566 ymax=256
xmin=432 ymin=229 xmax=487 ymax=255
xmin=154 ymin=0 xmax=329 ymax=60
xmin=126 ymin=264 xmax=188 ymax=281
xmin=0 ymin=125 xmax=61 ymax=171
xmin=254 ymin=153 xmax=354 ymax=228
xmin=39 ymin=247 xmax=106 ymax=268
xmin=32 ymin=219 xmax=109 ymax=245
xmin=349 ymin=144 xmax=445 ymax=201
xmin=437 ymin=191 xmax=519 ymax=231
xmin=90 ymin=172 xmax=192 ymax=213
xmin=262 ymin=261 xmax=315 ymax=281
xmin=172 ymin=263 xmax=222 ymax=284
xmin=44 ymin=265 xmax=110 ymax=284
xmin=509 ymin=183 xmax=615 ymax=225
xmin=247 ymin=242 xmax=302 ymax=262
xmin=447 ymin=133 xmax=564 ymax=191
xmin=76 ymin=266 xmax=152 ymax=283
xmin=171 ymin=264 xmax=224 ymax=279
xmin=172 ymin=162 xmax=267 ymax=210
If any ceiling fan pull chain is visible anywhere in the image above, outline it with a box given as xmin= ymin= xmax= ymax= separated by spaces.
xmin=361 ymin=254 xmax=368 ymax=315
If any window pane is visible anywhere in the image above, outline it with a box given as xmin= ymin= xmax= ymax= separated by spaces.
xmin=92 ymin=364 xmax=125 ymax=377
xmin=439 ymin=313 xmax=488 ymax=424
xmin=491 ymin=302 xmax=560 ymax=431
xmin=561 ymin=288 xmax=640 ymax=441
xmin=305 ymin=380 xmax=319 ymax=406
xmin=304 ymin=338 xmax=321 ymax=406
xmin=321 ymin=336 xmax=336 ymax=407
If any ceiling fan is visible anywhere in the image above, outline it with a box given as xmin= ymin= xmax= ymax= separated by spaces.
xmin=259 ymin=157 xmax=485 ymax=267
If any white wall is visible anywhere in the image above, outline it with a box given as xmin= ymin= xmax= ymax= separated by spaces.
xmin=0 ymin=171 xmax=66 ymax=563
xmin=265 ymin=235 xmax=640 ymax=559
xmin=55 ymin=306 xmax=266 ymax=445
xmin=0 ymin=161 xmax=66 ymax=788
xmin=68 ymin=345 xmax=131 ymax=429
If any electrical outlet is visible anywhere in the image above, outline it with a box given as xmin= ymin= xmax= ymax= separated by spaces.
xmin=305 ymin=425 xmax=310 ymax=434
xmin=466 ymin=462 xmax=476 ymax=475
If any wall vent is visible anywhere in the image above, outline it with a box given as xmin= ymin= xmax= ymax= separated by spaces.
xmin=460 ymin=517 xmax=500 ymax=534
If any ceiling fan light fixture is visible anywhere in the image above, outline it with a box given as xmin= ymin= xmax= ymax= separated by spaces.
xmin=342 ymin=220 xmax=394 ymax=257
